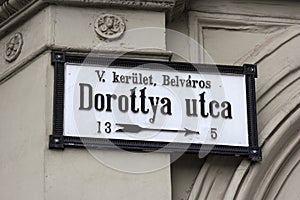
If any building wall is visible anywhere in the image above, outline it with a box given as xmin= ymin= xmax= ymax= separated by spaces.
xmin=168 ymin=0 xmax=300 ymax=199
xmin=0 ymin=53 xmax=48 ymax=200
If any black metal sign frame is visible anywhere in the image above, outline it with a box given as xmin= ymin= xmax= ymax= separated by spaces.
xmin=49 ymin=51 xmax=261 ymax=161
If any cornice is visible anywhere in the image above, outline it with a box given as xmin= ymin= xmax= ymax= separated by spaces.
xmin=0 ymin=0 xmax=184 ymax=34
xmin=0 ymin=0 xmax=34 ymax=24
xmin=52 ymin=0 xmax=176 ymax=11
xmin=0 ymin=0 xmax=179 ymax=24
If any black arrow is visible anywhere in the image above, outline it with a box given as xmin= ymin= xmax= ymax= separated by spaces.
xmin=115 ymin=123 xmax=200 ymax=137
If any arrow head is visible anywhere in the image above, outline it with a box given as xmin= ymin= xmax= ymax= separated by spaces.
xmin=184 ymin=128 xmax=200 ymax=136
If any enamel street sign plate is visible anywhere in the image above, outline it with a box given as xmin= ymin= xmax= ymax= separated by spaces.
xmin=49 ymin=51 xmax=261 ymax=161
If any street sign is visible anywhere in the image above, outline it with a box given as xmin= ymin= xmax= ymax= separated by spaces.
xmin=49 ymin=51 xmax=261 ymax=160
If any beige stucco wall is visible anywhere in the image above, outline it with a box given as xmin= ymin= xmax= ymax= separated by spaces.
xmin=0 ymin=54 xmax=48 ymax=199
xmin=0 ymin=3 xmax=172 ymax=200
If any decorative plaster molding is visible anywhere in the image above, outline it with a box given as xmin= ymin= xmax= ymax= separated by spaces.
xmin=113 ymin=0 xmax=174 ymax=9
xmin=5 ymin=32 xmax=23 ymax=62
xmin=188 ymin=14 xmax=300 ymax=200
xmin=0 ymin=0 xmax=34 ymax=23
xmin=50 ymin=0 xmax=176 ymax=11
xmin=0 ymin=0 xmax=179 ymax=34
xmin=94 ymin=14 xmax=125 ymax=40
xmin=187 ymin=12 xmax=300 ymax=63
xmin=168 ymin=0 xmax=189 ymax=21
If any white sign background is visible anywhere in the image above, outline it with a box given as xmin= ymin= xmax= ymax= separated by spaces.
xmin=64 ymin=63 xmax=249 ymax=147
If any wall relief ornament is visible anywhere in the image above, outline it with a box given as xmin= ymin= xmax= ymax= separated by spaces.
xmin=5 ymin=32 xmax=23 ymax=62
xmin=94 ymin=14 xmax=126 ymax=40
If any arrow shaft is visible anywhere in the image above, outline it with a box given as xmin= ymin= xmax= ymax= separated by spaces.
xmin=143 ymin=128 xmax=185 ymax=133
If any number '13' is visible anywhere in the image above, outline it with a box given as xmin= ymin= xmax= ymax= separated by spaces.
xmin=97 ymin=121 xmax=112 ymax=134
